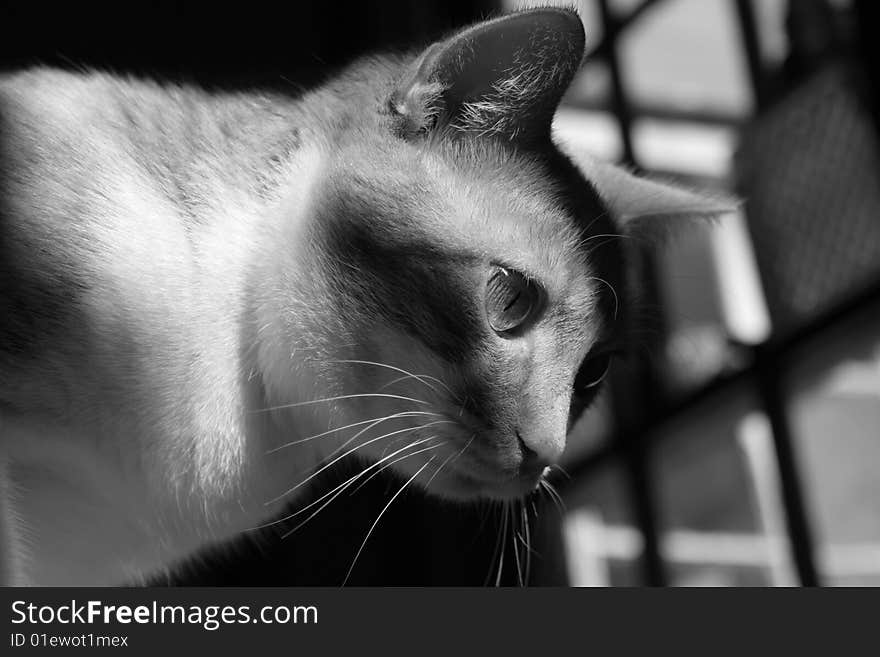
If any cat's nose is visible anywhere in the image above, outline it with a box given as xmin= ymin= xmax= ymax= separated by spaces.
xmin=516 ymin=431 xmax=563 ymax=473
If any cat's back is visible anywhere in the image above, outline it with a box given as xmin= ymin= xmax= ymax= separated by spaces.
xmin=0 ymin=67 xmax=302 ymax=217
xmin=0 ymin=67 xmax=225 ymax=260
xmin=0 ymin=69 xmax=290 ymax=415
xmin=1 ymin=68 xmax=191 ymax=198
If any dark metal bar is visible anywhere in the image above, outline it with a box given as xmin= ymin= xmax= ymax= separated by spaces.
xmin=623 ymin=442 xmax=667 ymax=586
xmin=559 ymin=369 xmax=754 ymax=488
xmin=587 ymin=0 xmax=663 ymax=61
xmin=597 ymin=0 xmax=637 ymax=166
xmin=605 ymin=336 xmax=668 ymax=586
xmin=735 ymin=0 xmax=818 ymax=586
xmin=854 ymin=0 xmax=880 ymax=142
xmin=753 ymin=347 xmax=820 ymax=586
xmin=595 ymin=0 xmax=673 ymax=586
xmin=619 ymin=0 xmax=663 ymax=32
xmin=562 ymin=279 xmax=880 ymax=585
xmin=559 ymin=276 xmax=880 ymax=487
xmin=560 ymin=0 xmax=861 ymax=589
xmin=732 ymin=0 xmax=767 ymax=108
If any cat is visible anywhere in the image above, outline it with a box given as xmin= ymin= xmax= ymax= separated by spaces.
xmin=0 ymin=7 xmax=731 ymax=585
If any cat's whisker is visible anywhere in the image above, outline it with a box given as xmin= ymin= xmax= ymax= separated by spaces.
xmin=577 ymin=231 xmax=625 ymax=247
xmin=286 ymin=421 xmax=448 ymax=501
xmin=255 ymin=435 xmax=440 ymax=531
xmin=494 ymin=502 xmax=510 ymax=587
xmin=371 ymin=417 xmax=449 ymax=461
xmin=322 ymin=417 xmax=454 ymax=464
xmin=599 ymin=233 xmax=654 ymax=251
xmin=297 ymin=413 xmax=418 ymax=474
xmin=329 ymin=359 xmax=454 ymax=398
xmin=511 ymin=502 xmax=524 ymax=587
xmin=377 ymin=374 xmax=420 ymax=391
xmin=376 ymin=374 xmax=437 ymax=393
xmin=449 ymin=433 xmax=475 ymax=467
xmin=579 ymin=233 xmax=637 ymax=253
xmin=378 ymin=432 xmax=406 ymax=459
xmin=279 ymin=480 xmax=359 ymax=540
xmin=253 ymin=471 xmax=363 ymax=532
xmin=457 ymin=394 xmax=474 ymax=419
xmin=540 ymin=480 xmax=566 ymax=516
xmin=580 ymin=209 xmax=611 ymax=237
xmin=586 ymin=275 xmax=620 ymax=322
xmin=544 ymin=481 xmax=565 ymax=513
xmin=538 ymin=479 xmax=562 ymax=513
xmin=316 ymin=408 xmax=441 ymax=463
xmin=349 ymin=439 xmax=446 ymax=495
xmin=577 ymin=234 xmax=622 ymax=254
xmin=521 ymin=504 xmax=529 ymax=585
xmin=515 ymin=529 xmax=538 ymax=556
xmin=423 ymin=448 xmax=457 ymax=491
xmin=424 ymin=432 xmax=474 ymax=490
xmin=265 ymin=419 xmax=451 ymax=505
xmin=267 ymin=436 xmax=443 ymax=536
xmin=484 ymin=502 xmax=505 ymax=587
xmin=520 ymin=501 xmax=534 ymax=585
xmin=586 ymin=236 xmax=628 ymax=255
xmin=550 ymin=464 xmax=572 ymax=481
xmin=265 ymin=410 xmax=443 ymax=454
xmin=538 ymin=481 xmax=551 ymax=510
xmin=251 ymin=392 xmax=431 ymax=414
xmin=342 ymin=457 xmax=436 ymax=586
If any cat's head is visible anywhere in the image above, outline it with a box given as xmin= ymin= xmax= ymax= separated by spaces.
xmin=260 ymin=8 xmax=733 ymax=501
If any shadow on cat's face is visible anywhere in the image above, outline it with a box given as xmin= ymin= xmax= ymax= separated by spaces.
xmin=258 ymin=7 xmax=731 ymax=502
xmin=291 ymin=139 xmax=625 ymax=501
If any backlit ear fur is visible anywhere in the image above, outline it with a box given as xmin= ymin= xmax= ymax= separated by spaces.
xmin=391 ymin=7 xmax=585 ymax=145
xmin=568 ymin=149 xmax=740 ymax=241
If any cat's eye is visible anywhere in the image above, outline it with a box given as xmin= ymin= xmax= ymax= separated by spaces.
xmin=574 ymin=353 xmax=613 ymax=391
xmin=485 ymin=267 xmax=542 ymax=335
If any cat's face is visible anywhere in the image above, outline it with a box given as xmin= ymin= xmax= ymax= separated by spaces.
xmin=261 ymin=8 xmax=732 ymax=502
xmin=297 ymin=139 xmax=625 ymax=500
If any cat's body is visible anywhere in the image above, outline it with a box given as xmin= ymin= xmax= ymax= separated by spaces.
xmin=0 ymin=70 xmax=338 ymax=584
xmin=0 ymin=9 xmax=730 ymax=585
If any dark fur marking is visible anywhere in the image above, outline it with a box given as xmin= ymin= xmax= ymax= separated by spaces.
xmin=321 ymin=212 xmax=484 ymax=364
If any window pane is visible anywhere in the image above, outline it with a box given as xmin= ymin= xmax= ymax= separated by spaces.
xmin=620 ymin=0 xmax=753 ymax=115
xmin=632 ymin=118 xmax=736 ymax=178
xmin=786 ymin=305 xmax=880 ymax=586
xmin=562 ymin=463 xmax=642 ymax=586
xmin=553 ymin=107 xmax=623 ymax=164
xmin=654 ymin=211 xmax=767 ymax=397
xmin=653 ymin=385 xmax=795 ymax=586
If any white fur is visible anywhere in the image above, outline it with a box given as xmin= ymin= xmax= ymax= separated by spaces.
xmin=0 ymin=70 xmax=344 ymax=583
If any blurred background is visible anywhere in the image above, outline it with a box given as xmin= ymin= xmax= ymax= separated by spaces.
xmin=545 ymin=0 xmax=880 ymax=587
xmin=2 ymin=0 xmax=878 ymax=586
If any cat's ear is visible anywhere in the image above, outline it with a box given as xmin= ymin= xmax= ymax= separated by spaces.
xmin=573 ymin=153 xmax=740 ymax=240
xmin=390 ymin=8 xmax=585 ymax=145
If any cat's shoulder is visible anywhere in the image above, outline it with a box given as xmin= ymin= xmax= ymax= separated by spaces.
xmin=1 ymin=67 xmax=210 ymax=139
xmin=2 ymin=67 xmax=157 ymax=116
